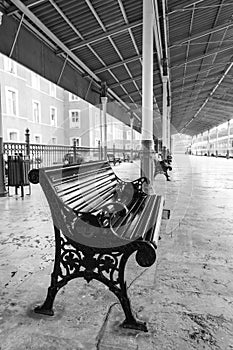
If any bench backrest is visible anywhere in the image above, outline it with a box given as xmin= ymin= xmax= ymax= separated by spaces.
xmin=40 ymin=161 xmax=119 ymax=213
xmin=29 ymin=160 xmax=167 ymax=248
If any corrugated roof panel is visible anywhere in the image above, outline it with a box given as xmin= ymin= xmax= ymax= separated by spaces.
xmin=123 ymin=82 xmax=138 ymax=94
xmin=111 ymin=65 xmax=131 ymax=82
xmin=126 ymin=60 xmax=142 ymax=78
xmin=110 ymin=85 xmax=127 ymax=97
xmin=90 ymin=0 xmax=125 ymax=31
xmin=214 ymin=3 xmax=233 ymax=26
xmin=97 ymin=71 xmax=118 ymax=86
xmin=91 ymin=38 xmax=121 ymax=66
xmin=121 ymin=0 xmax=143 ymax=23
xmin=170 ymin=46 xmax=187 ymax=66
xmin=111 ymin=32 xmax=138 ymax=59
xmin=131 ymin=26 xmax=142 ymax=53
xmin=72 ymin=46 xmax=104 ymax=71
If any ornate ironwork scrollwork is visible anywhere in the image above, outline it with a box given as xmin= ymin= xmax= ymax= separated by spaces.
xmin=34 ymin=227 xmax=155 ymax=332
xmin=28 ymin=168 xmax=39 ymax=184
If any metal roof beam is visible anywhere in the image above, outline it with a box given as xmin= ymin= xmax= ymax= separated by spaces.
xmin=117 ymin=0 xmax=141 ymax=56
xmin=179 ymin=4 xmax=195 ymax=98
xmin=168 ymin=0 xmax=205 ymax=15
xmin=170 ymin=22 xmax=233 ymax=49
xmin=185 ymin=0 xmax=227 ymax=106
xmin=83 ymin=0 xmax=141 ymax=101
xmin=171 ymin=43 xmax=233 ymax=70
xmin=6 ymin=0 xmax=47 ymax=15
xmin=110 ymin=75 xmax=142 ymax=89
xmin=47 ymin=0 xmax=138 ymax=107
xmin=93 ymin=54 xmax=142 ymax=74
xmin=172 ymin=64 xmax=225 ymax=83
xmin=180 ymin=61 xmax=233 ymax=133
xmin=49 ymin=0 xmax=138 ymax=103
xmin=48 ymin=0 xmax=84 ymax=40
xmin=61 ymin=20 xmax=142 ymax=52
xmin=169 ymin=3 xmax=233 ymax=14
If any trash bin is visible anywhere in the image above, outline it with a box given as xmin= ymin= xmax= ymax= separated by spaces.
xmin=7 ymin=155 xmax=31 ymax=196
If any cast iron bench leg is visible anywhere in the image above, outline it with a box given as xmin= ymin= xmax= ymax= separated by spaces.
xmin=34 ymin=226 xmax=148 ymax=331
xmin=34 ymin=226 xmax=62 ymax=316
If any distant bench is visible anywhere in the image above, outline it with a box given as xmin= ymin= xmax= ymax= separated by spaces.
xmin=28 ymin=161 xmax=170 ymax=332
xmin=154 ymin=155 xmax=173 ymax=181
xmin=107 ymin=153 xmax=121 ymax=165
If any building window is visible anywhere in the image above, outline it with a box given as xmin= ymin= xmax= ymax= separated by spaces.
xmin=4 ymin=56 xmax=16 ymax=74
xmin=50 ymin=83 xmax=56 ymax=97
xmin=6 ymin=88 xmax=18 ymax=115
xmin=69 ymin=92 xmax=80 ymax=101
xmin=69 ymin=110 xmax=80 ymax=128
xmin=51 ymin=137 xmax=57 ymax=145
xmin=34 ymin=135 xmax=41 ymax=143
xmin=8 ymin=130 xmax=19 ymax=142
xmin=50 ymin=106 xmax=57 ymax=126
xmin=31 ymin=72 xmax=40 ymax=90
xmin=32 ymin=101 xmax=40 ymax=123
xmin=70 ymin=137 xmax=81 ymax=146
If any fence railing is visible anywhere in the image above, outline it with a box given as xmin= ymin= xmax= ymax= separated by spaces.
xmin=3 ymin=129 xmax=139 ymax=169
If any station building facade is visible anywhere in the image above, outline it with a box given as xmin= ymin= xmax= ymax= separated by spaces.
xmin=0 ymin=53 xmax=140 ymax=150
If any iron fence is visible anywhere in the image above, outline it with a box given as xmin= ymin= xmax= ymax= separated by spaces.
xmin=3 ymin=142 xmax=103 ymax=168
xmin=3 ymin=129 xmax=141 ymax=171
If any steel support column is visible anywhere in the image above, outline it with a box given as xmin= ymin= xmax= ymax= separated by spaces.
xmin=226 ymin=120 xmax=230 ymax=159
xmin=207 ymin=129 xmax=210 ymax=156
xmin=130 ymin=113 xmax=134 ymax=163
xmin=216 ymin=127 xmax=219 ymax=157
xmin=101 ymin=96 xmax=108 ymax=160
xmin=141 ymin=0 xmax=154 ymax=184
xmin=167 ymin=104 xmax=171 ymax=155
xmin=162 ymin=76 xmax=168 ymax=159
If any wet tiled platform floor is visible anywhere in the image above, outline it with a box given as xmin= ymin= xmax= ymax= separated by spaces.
xmin=0 ymin=154 xmax=233 ymax=349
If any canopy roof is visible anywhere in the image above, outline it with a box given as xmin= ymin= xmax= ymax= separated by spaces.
xmin=1 ymin=0 xmax=233 ymax=136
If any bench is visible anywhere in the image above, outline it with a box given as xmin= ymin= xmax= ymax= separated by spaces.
xmin=28 ymin=160 xmax=170 ymax=332
xmin=107 ymin=153 xmax=121 ymax=165
xmin=154 ymin=155 xmax=172 ymax=181
xmin=122 ymin=152 xmax=130 ymax=162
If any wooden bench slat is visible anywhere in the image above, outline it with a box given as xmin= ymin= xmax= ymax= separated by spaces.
xmin=59 ymin=177 xmax=118 ymax=205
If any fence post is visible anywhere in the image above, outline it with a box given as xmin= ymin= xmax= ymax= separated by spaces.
xmin=73 ymin=139 xmax=77 ymax=163
xmin=25 ymin=128 xmax=30 ymax=157
xmin=0 ymin=85 xmax=7 ymax=196
xmin=98 ymin=140 xmax=101 ymax=160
